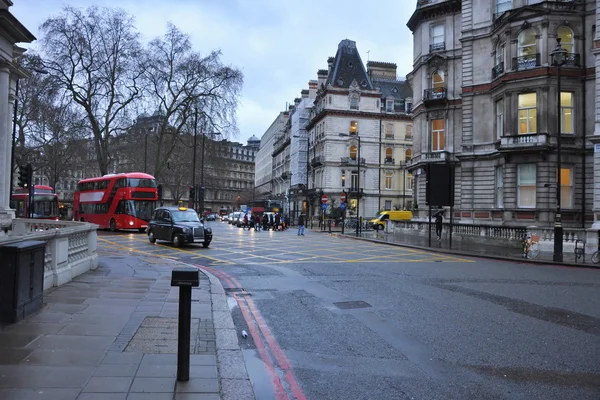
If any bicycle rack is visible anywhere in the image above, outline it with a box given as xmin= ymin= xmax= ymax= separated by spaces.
xmin=574 ymin=239 xmax=585 ymax=263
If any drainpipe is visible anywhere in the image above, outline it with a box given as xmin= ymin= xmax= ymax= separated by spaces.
xmin=580 ymin=1 xmax=587 ymax=228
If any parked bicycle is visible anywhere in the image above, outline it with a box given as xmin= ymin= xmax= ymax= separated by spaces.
xmin=591 ymin=240 xmax=600 ymax=264
xmin=522 ymin=233 xmax=540 ymax=259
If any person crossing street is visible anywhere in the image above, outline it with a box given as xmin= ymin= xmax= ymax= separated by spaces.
xmin=297 ymin=214 xmax=305 ymax=236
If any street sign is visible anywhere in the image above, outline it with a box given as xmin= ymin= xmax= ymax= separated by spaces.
xmin=321 ymin=195 xmax=328 ymax=203
xmin=321 ymin=203 xmax=327 ymax=211
xmin=340 ymin=192 xmax=346 ymax=202
xmin=340 ymin=202 xmax=346 ymax=211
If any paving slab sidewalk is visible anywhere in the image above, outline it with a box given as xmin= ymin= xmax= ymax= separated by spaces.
xmin=0 ymin=253 xmax=255 ymax=400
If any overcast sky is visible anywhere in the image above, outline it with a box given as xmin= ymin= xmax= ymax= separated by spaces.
xmin=11 ymin=0 xmax=417 ymax=144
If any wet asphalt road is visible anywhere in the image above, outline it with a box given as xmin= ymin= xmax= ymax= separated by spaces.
xmin=99 ymin=222 xmax=600 ymax=400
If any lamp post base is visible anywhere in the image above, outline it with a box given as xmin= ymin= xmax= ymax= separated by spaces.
xmin=553 ymin=225 xmax=563 ymax=262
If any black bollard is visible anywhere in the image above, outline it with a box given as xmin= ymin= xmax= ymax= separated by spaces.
xmin=171 ymin=267 xmax=200 ymax=381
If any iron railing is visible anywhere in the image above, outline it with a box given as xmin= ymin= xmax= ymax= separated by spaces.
xmin=429 ymin=42 xmax=445 ymax=52
xmin=512 ymin=54 xmax=540 ymax=71
xmin=492 ymin=62 xmax=504 ymax=79
xmin=423 ymin=87 xmax=447 ymax=101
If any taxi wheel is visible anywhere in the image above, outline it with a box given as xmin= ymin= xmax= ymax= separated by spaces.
xmin=172 ymin=234 xmax=182 ymax=248
xmin=203 ymin=241 xmax=210 ymax=248
xmin=109 ymin=219 xmax=117 ymax=232
xmin=148 ymin=230 xmax=156 ymax=244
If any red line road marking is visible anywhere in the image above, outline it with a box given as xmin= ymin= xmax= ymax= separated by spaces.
xmin=216 ymin=270 xmax=307 ymax=400
xmin=196 ymin=265 xmax=288 ymax=400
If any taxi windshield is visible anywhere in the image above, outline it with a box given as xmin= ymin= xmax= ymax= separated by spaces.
xmin=171 ymin=210 xmax=200 ymax=223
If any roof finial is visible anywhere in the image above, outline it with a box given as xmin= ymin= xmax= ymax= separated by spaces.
xmin=367 ymin=50 xmax=371 ymax=62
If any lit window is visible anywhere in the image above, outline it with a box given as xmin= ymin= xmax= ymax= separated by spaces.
xmin=518 ymin=93 xmax=537 ymax=134
xmin=341 ymin=172 xmax=346 ymax=187
xmin=560 ymin=92 xmax=573 ymax=134
xmin=432 ymin=71 xmax=444 ymax=88
xmin=431 ymin=119 xmax=445 ymax=151
xmin=557 ymin=26 xmax=574 ymax=54
xmin=517 ymin=164 xmax=536 ymax=208
xmin=496 ymin=166 xmax=504 ymax=208
xmin=350 ymin=121 xmax=358 ymax=135
xmin=558 ymin=167 xmax=573 ymax=208
xmin=405 ymin=149 xmax=412 ymax=160
xmin=385 ymin=172 xmax=393 ymax=190
xmin=406 ymin=125 xmax=412 ymax=139
xmin=385 ymin=148 xmax=393 ymax=162
xmin=350 ymin=145 xmax=357 ymax=160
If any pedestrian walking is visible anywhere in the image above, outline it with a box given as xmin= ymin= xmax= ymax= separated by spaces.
xmin=297 ymin=214 xmax=305 ymax=236
xmin=433 ymin=208 xmax=444 ymax=241
xmin=263 ymin=214 xmax=269 ymax=231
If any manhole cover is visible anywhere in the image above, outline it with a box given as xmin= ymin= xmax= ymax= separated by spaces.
xmin=333 ymin=300 xmax=372 ymax=309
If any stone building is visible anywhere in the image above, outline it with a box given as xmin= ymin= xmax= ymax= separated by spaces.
xmin=407 ymin=0 xmax=595 ymax=228
xmin=255 ymin=111 xmax=289 ymax=200
xmin=305 ymin=39 xmax=413 ymax=220
xmin=0 ymin=0 xmax=35 ymax=231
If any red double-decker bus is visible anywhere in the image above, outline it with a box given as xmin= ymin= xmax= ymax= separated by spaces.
xmin=10 ymin=185 xmax=60 ymax=220
xmin=73 ymin=172 xmax=158 ymax=232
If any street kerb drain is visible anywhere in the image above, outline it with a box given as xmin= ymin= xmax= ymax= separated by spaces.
xmin=333 ymin=300 xmax=372 ymax=309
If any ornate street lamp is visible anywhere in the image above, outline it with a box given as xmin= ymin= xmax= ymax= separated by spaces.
xmin=551 ymin=38 xmax=568 ymax=262
xmin=339 ymin=133 xmax=361 ymax=236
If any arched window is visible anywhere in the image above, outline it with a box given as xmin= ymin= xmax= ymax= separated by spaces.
xmin=385 ymin=148 xmax=393 ymax=162
xmin=350 ymin=145 xmax=357 ymax=160
xmin=518 ymin=29 xmax=537 ymax=56
xmin=557 ymin=26 xmax=574 ymax=54
xmin=432 ymin=71 xmax=445 ymax=88
xmin=405 ymin=149 xmax=412 ymax=160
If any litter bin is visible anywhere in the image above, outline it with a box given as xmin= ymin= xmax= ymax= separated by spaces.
xmin=0 ymin=240 xmax=46 ymax=324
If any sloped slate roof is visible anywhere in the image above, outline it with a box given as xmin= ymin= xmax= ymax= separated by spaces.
xmin=374 ymin=78 xmax=412 ymax=99
xmin=327 ymin=39 xmax=373 ymax=90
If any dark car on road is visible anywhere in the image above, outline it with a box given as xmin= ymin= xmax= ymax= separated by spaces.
xmin=147 ymin=206 xmax=212 ymax=248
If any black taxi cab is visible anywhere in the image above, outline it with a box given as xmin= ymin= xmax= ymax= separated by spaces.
xmin=147 ymin=206 xmax=212 ymax=248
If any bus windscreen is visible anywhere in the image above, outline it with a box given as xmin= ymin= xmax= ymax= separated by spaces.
xmin=116 ymin=200 xmax=157 ymax=222
xmin=33 ymin=195 xmax=59 ymax=218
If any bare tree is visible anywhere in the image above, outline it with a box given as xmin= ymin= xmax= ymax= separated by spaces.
xmin=142 ymin=23 xmax=243 ymax=180
xmin=39 ymin=6 xmax=143 ymax=175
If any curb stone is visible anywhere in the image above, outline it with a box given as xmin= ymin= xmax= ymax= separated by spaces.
xmin=173 ymin=260 xmax=256 ymax=400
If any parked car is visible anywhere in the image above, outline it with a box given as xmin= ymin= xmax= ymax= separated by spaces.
xmin=147 ymin=206 xmax=212 ymax=248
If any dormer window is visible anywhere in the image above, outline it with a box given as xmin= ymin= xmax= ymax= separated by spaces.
xmin=361 ymin=79 xmax=368 ymax=87
xmin=386 ymin=99 xmax=394 ymax=112
xmin=337 ymin=77 xmax=345 ymax=86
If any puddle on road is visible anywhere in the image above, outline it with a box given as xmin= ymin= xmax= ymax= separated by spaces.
xmin=243 ymin=349 xmax=278 ymax=400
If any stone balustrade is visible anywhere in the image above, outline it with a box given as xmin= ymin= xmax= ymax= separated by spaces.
xmin=393 ymin=220 xmax=598 ymax=254
xmin=2 ymin=219 xmax=99 ymax=291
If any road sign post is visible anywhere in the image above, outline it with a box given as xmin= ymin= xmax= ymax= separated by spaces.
xmin=321 ymin=195 xmax=328 ymax=203
xmin=340 ymin=192 xmax=346 ymax=203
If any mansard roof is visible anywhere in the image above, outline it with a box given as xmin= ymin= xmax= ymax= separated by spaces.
xmin=374 ymin=78 xmax=412 ymax=100
xmin=326 ymin=39 xmax=373 ymax=91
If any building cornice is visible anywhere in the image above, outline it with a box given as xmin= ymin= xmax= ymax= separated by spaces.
xmin=307 ymin=109 xmax=412 ymax=131
xmin=0 ymin=9 xmax=36 ymax=43
xmin=407 ymin=0 xmax=461 ymax=32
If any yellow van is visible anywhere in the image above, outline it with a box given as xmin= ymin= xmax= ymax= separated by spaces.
xmin=369 ymin=210 xmax=412 ymax=230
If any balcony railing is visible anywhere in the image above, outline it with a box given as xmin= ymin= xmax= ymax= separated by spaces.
xmin=429 ymin=42 xmax=445 ymax=52
xmin=496 ymin=134 xmax=549 ymax=150
xmin=340 ymin=157 xmax=366 ymax=165
xmin=492 ymin=62 xmax=504 ymax=79
xmin=384 ymin=158 xmax=395 ymax=164
xmin=512 ymin=54 xmax=540 ymax=71
xmin=423 ymin=87 xmax=447 ymax=102
xmin=385 ymin=133 xmax=395 ymax=139
xmin=310 ymin=156 xmax=324 ymax=167
xmin=564 ymin=53 xmax=581 ymax=67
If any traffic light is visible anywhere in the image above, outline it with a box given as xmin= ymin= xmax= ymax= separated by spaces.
xmin=189 ymin=186 xmax=195 ymax=199
xmin=17 ymin=164 xmax=32 ymax=188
